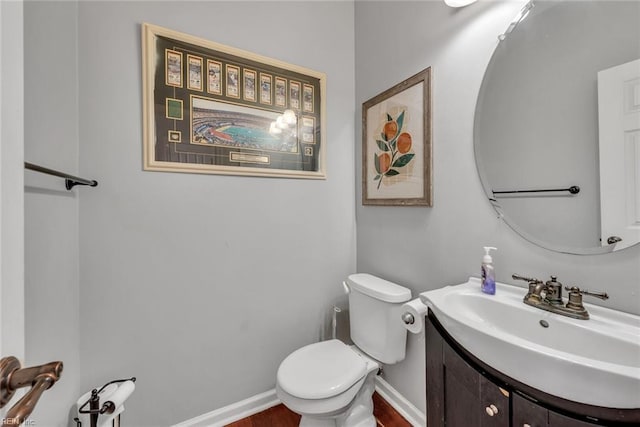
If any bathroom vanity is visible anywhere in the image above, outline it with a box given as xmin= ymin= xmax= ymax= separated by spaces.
xmin=420 ymin=277 xmax=640 ymax=427
xmin=425 ymin=311 xmax=640 ymax=426
xmin=438 ymin=1 xmax=640 ymax=423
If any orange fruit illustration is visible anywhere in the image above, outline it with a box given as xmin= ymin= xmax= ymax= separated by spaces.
xmin=379 ymin=153 xmax=391 ymax=173
xmin=383 ymin=121 xmax=397 ymax=140
xmin=397 ymin=132 xmax=412 ymax=154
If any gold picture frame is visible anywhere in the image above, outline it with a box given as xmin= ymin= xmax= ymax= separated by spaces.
xmin=362 ymin=67 xmax=432 ymax=206
xmin=142 ymin=23 xmax=326 ymax=179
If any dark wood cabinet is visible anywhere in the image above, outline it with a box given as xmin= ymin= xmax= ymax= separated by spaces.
xmin=512 ymin=393 xmax=548 ymax=427
xmin=512 ymin=393 xmax=600 ymax=427
xmin=443 ymin=343 xmax=509 ymax=427
xmin=548 ymin=410 xmax=602 ymax=427
xmin=426 ymin=310 xmax=639 ymax=427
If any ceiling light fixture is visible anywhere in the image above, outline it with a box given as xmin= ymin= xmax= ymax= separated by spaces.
xmin=499 ymin=1 xmax=535 ymax=41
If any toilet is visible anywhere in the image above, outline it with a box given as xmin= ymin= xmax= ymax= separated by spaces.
xmin=276 ymin=273 xmax=411 ymax=427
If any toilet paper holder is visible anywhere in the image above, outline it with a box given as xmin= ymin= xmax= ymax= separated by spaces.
xmin=400 ymin=298 xmax=428 ymax=334
xmin=75 ymin=377 xmax=136 ymax=427
xmin=401 ymin=312 xmax=415 ymax=325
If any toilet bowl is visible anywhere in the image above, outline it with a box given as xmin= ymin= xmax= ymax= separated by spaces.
xmin=276 ymin=274 xmax=411 ymax=427
xmin=277 ymin=340 xmax=379 ymax=427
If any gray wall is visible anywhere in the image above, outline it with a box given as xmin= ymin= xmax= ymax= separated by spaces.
xmin=355 ymin=0 xmax=640 ymax=416
xmin=23 ymin=2 xmax=81 ymax=425
xmin=76 ymin=2 xmax=355 ymax=425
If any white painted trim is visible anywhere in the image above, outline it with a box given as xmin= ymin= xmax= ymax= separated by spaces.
xmin=0 ymin=0 xmax=25 ymax=364
xmin=171 ymin=389 xmax=280 ymax=427
xmin=173 ymin=377 xmax=426 ymax=427
xmin=375 ymin=376 xmax=426 ymax=427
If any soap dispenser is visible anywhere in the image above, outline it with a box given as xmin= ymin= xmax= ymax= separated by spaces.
xmin=481 ymin=247 xmax=497 ymax=295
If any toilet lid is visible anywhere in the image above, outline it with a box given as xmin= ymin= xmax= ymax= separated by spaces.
xmin=277 ymin=339 xmax=367 ymax=400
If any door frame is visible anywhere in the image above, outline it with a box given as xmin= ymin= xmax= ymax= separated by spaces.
xmin=0 ymin=0 xmax=25 ymax=364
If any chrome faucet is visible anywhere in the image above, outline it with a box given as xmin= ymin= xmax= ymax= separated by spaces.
xmin=512 ymin=274 xmax=609 ymax=320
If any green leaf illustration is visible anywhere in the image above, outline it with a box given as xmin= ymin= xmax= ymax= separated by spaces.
xmin=374 ymin=174 xmax=381 ymax=181
xmin=392 ymin=153 xmax=415 ymax=168
xmin=396 ymin=110 xmax=405 ymax=134
xmin=387 ymin=113 xmax=393 ymax=122
xmin=381 ymin=131 xmax=387 ymax=142
xmin=376 ymin=139 xmax=390 ymax=152
xmin=385 ymin=169 xmax=400 ymax=177
xmin=374 ymin=154 xmax=381 ymax=174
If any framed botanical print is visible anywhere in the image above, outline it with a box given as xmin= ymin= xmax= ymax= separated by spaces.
xmin=362 ymin=67 xmax=432 ymax=206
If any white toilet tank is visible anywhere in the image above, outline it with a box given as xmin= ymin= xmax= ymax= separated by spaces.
xmin=346 ymin=273 xmax=412 ymax=364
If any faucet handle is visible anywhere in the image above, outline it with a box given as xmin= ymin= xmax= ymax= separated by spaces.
xmin=512 ymin=274 xmax=543 ymax=284
xmin=514 ymin=274 xmax=552 ymax=306
xmin=513 ymin=274 xmax=545 ymax=300
xmin=564 ymin=286 xmax=609 ymax=316
xmin=564 ymin=286 xmax=609 ymax=301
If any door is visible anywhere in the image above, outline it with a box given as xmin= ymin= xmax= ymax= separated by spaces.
xmin=597 ymin=58 xmax=640 ymax=250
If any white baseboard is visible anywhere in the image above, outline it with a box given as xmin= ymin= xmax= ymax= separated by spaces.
xmin=173 ymin=377 xmax=426 ymax=427
xmin=171 ymin=389 xmax=280 ymax=427
xmin=374 ymin=377 xmax=426 ymax=427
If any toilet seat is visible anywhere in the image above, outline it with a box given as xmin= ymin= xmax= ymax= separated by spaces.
xmin=277 ymin=339 xmax=367 ymax=400
xmin=276 ymin=376 xmax=366 ymax=416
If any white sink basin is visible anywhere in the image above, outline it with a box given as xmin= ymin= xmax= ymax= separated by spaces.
xmin=420 ymin=277 xmax=640 ymax=408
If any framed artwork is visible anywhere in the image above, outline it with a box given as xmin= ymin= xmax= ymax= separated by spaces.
xmin=362 ymin=67 xmax=432 ymax=206
xmin=142 ymin=23 xmax=326 ymax=179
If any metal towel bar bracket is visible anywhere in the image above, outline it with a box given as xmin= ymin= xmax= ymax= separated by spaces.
xmin=25 ymin=162 xmax=98 ymax=190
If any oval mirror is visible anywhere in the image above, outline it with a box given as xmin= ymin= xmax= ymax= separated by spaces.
xmin=475 ymin=0 xmax=640 ymax=254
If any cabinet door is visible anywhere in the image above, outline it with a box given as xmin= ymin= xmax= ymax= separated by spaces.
xmin=426 ymin=317 xmax=445 ymax=427
xmin=443 ymin=344 xmax=509 ymax=427
xmin=512 ymin=393 xmax=548 ymax=427
xmin=480 ymin=375 xmax=509 ymax=427
xmin=444 ymin=344 xmax=482 ymax=427
xmin=549 ymin=410 xmax=599 ymax=427
xmin=513 ymin=393 xmax=601 ymax=427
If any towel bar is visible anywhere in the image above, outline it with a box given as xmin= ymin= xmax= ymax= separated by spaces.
xmin=25 ymin=162 xmax=98 ymax=190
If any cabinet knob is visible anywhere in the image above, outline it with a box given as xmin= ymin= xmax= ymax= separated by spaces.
xmin=523 ymin=424 xmax=531 ymax=427
xmin=485 ymin=404 xmax=499 ymax=416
